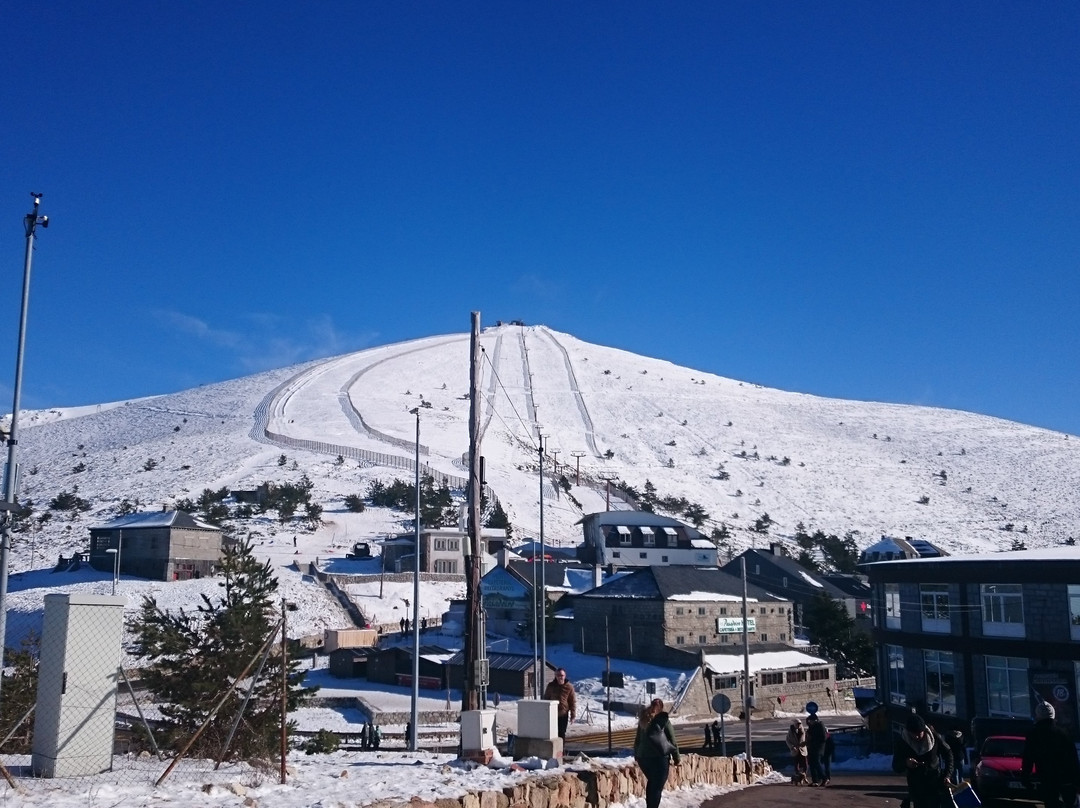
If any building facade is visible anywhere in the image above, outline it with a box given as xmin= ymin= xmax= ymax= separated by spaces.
xmin=88 ymin=510 xmax=222 ymax=582
xmin=573 ymin=566 xmax=795 ymax=662
xmin=577 ymin=512 xmax=718 ymax=568
xmin=865 ymin=548 xmax=1080 ymax=738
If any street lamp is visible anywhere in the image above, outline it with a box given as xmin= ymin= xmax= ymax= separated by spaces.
xmin=105 ymin=549 xmax=118 ymax=596
xmin=105 ymin=529 xmax=123 ymax=595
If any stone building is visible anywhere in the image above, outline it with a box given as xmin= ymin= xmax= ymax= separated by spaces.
xmin=88 ymin=510 xmax=222 ymax=582
xmin=572 ymin=566 xmax=795 ymax=663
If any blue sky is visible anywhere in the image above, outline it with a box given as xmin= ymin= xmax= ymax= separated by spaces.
xmin=2 ymin=3 xmax=1078 ymax=434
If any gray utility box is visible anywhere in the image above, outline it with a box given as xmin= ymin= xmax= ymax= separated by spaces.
xmin=32 ymin=594 xmax=126 ymax=777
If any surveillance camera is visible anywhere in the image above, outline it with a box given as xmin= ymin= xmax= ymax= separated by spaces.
xmin=41 ymin=216 xmax=49 ymax=228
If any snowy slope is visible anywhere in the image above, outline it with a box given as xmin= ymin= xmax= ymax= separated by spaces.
xmin=3 ymin=323 xmax=1078 ymax=644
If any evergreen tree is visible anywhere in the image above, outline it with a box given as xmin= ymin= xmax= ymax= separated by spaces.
xmin=129 ymin=538 xmax=315 ymax=759
xmin=803 ymin=591 xmax=874 ymax=678
xmin=0 ymin=632 xmax=40 ymax=753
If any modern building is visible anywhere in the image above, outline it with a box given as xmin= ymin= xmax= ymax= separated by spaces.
xmin=859 ymin=535 xmax=947 ymax=564
xmin=577 ymin=511 xmax=717 ymax=568
xmin=864 ymin=547 xmax=1080 ymax=739
xmin=88 ymin=510 xmax=222 ymax=582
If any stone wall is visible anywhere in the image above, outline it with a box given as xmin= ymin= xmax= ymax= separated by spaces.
xmin=364 ymin=754 xmax=771 ymax=808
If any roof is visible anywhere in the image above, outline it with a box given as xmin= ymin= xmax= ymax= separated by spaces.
xmin=443 ymin=651 xmax=553 ymax=672
xmin=702 ymin=649 xmax=829 ymax=675
xmin=578 ymin=511 xmax=704 ymax=539
xmin=579 ymin=566 xmax=784 ymax=603
xmin=723 ymin=549 xmax=858 ymax=601
xmin=92 ymin=510 xmax=218 ymax=531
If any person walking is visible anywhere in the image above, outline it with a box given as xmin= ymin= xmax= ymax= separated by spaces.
xmin=703 ymin=722 xmax=713 ymax=750
xmin=786 ymin=719 xmax=809 ymax=785
xmin=823 ymin=728 xmax=835 ymax=785
xmin=1022 ymin=702 xmax=1080 ymax=808
xmin=634 ymin=698 xmax=681 ymax=808
xmin=892 ymin=713 xmax=953 ymax=808
xmin=543 ymin=667 xmax=577 ymax=739
xmin=947 ymin=729 xmax=967 ymax=785
xmin=806 ymin=713 xmax=828 ymax=785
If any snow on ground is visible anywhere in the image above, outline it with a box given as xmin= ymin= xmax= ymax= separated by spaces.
xmin=0 ymin=741 xmax=893 ymax=808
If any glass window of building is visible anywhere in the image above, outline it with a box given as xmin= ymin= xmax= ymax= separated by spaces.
xmin=982 ymin=584 xmax=1025 ymax=637
xmin=1069 ymin=585 xmax=1080 ymax=641
xmin=921 ymin=584 xmax=950 ymax=632
xmin=986 ymin=655 xmax=1029 ymax=717
xmin=924 ymin=649 xmax=956 ymax=714
xmin=885 ymin=584 xmax=902 ymax=629
xmin=887 ymin=644 xmax=906 ymax=705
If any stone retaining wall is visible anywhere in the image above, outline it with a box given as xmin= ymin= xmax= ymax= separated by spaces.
xmin=367 ymin=754 xmax=770 ymax=808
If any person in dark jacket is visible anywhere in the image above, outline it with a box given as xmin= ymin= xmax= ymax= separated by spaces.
xmin=893 ymin=713 xmax=953 ymax=808
xmin=1022 ymin=702 xmax=1080 ymax=808
xmin=634 ymin=698 xmax=681 ymax=808
xmin=807 ymin=713 xmax=829 ymax=785
xmin=947 ymin=729 xmax=968 ymax=785
xmin=543 ymin=668 xmax=577 ymax=739
xmin=823 ymin=729 xmax=836 ymax=785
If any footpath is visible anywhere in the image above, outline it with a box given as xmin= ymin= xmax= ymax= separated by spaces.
xmin=700 ymin=772 xmax=909 ymax=808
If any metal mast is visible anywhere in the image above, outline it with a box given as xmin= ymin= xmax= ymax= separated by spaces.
xmin=0 ymin=194 xmax=48 ymax=709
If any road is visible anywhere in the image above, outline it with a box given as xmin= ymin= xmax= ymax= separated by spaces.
xmin=569 ymin=717 xmax=864 ymax=756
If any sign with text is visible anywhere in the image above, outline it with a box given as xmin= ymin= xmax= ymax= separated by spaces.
xmin=716 ymin=617 xmax=756 ymax=634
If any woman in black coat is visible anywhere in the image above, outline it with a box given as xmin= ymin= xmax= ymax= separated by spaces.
xmin=892 ymin=713 xmax=953 ymax=808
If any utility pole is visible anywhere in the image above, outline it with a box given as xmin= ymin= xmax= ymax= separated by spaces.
xmin=410 ymin=408 xmax=421 ymax=749
xmin=570 ymin=451 xmax=586 ymax=486
xmin=741 ymin=556 xmax=752 ymax=762
xmin=538 ymin=436 xmax=547 ymax=681
xmin=598 ymin=473 xmax=618 ymax=511
xmin=462 ymin=312 xmax=486 ymax=711
xmin=0 ymin=194 xmax=48 ymax=707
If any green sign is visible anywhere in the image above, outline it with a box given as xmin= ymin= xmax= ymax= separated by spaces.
xmin=716 ymin=617 xmax=756 ymax=634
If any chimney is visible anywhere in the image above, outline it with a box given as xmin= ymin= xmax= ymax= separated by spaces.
xmin=593 ymin=563 xmax=603 ymax=590
xmin=770 ymin=542 xmax=784 ymax=557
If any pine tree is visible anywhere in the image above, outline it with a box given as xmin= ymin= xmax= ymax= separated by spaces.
xmin=803 ymin=592 xmax=874 ymax=678
xmin=129 ymin=537 xmax=315 ymax=759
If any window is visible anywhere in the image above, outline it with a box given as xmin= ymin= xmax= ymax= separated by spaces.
xmin=1069 ymin=585 xmax=1080 ymax=641
xmin=612 ymin=551 xmax=621 ymax=559
xmin=447 ymin=539 xmax=459 ymax=551
xmin=618 ymin=527 xmax=631 ymax=546
xmin=886 ymin=645 xmax=905 ymax=706
xmin=787 ymin=670 xmax=808 ymax=683
xmin=924 ymin=650 xmax=956 ymax=715
xmin=982 ymin=584 xmax=1025 ymax=637
xmin=675 ymin=636 xmax=685 ymax=645
xmin=759 ymin=634 xmax=768 ymax=642
xmin=885 ymin=584 xmax=901 ymax=629
xmin=639 ymin=552 xmax=648 ymax=559
xmin=661 ymin=555 xmax=669 ymax=563
xmin=434 ymin=559 xmax=457 ymax=574
xmin=698 ymin=607 xmax=706 ymax=616
xmin=715 ymin=675 xmax=738 ymax=689
xmin=434 ymin=539 xmax=446 ymax=551
xmin=720 ymin=607 xmax=728 ymax=616
xmin=780 ymin=633 xmax=786 ymax=641
xmin=676 ymin=607 xmax=684 ymax=615
xmin=986 ymin=655 xmax=1029 ymax=717
xmin=921 ymin=584 xmax=950 ymax=633
xmin=810 ymin=669 xmax=830 ymax=681
xmin=698 ymin=635 xmax=707 ymax=644
xmin=760 ymin=672 xmax=783 ymax=686
xmin=642 ymin=528 xmax=655 ymax=547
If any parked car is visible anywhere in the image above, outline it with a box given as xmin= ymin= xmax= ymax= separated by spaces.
xmin=975 ymin=735 xmax=1030 ymax=801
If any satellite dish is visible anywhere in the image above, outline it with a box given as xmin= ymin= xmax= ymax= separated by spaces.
xmin=806 ymin=701 xmax=819 ymax=715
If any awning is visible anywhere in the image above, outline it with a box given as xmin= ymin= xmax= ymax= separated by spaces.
xmin=615 ymin=526 xmax=631 ymax=534
xmin=662 ymin=527 xmax=677 ymax=536
xmin=639 ymin=527 xmax=654 ymax=536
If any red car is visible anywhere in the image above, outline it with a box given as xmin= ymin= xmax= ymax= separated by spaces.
xmin=975 ymin=735 xmax=1031 ymax=801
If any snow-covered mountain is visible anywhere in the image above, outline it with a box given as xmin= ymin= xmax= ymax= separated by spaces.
xmin=3 ymin=323 xmax=1078 ymax=642
xmin=10 ymin=322 xmax=1080 ymax=564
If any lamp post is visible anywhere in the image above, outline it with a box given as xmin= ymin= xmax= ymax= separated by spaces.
xmin=105 ymin=549 xmax=118 ymax=596
xmin=0 ymin=194 xmax=48 ymax=705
